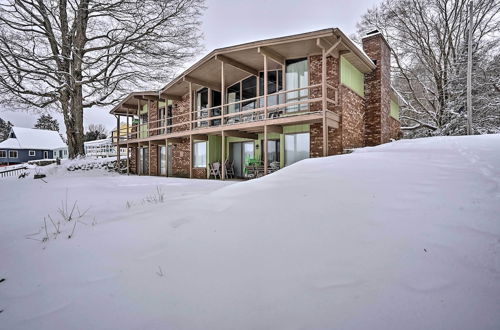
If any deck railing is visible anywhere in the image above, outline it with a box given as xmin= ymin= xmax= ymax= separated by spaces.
xmin=124 ymin=83 xmax=338 ymax=141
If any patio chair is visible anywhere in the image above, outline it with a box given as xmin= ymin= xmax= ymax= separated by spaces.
xmin=225 ymin=159 xmax=235 ymax=179
xmin=209 ymin=162 xmax=221 ymax=179
xmin=269 ymin=161 xmax=280 ymax=173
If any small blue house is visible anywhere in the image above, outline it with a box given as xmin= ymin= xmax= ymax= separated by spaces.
xmin=0 ymin=127 xmax=67 ymax=165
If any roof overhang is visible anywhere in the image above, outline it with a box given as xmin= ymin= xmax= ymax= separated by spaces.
xmin=161 ymin=28 xmax=376 ymax=99
xmin=110 ymin=91 xmax=161 ymax=115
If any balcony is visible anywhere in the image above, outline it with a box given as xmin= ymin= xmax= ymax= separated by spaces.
xmin=123 ymin=83 xmax=339 ymax=142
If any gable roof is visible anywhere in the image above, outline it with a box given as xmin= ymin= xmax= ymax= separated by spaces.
xmin=0 ymin=127 xmax=66 ymax=150
xmin=111 ymin=27 xmax=377 ymax=115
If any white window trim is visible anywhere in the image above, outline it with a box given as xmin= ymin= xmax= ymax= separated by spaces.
xmin=9 ymin=150 xmax=18 ymax=158
xmin=29 ymin=150 xmax=36 ymax=156
xmin=192 ymin=141 xmax=207 ymax=168
xmin=0 ymin=150 xmax=6 ymax=158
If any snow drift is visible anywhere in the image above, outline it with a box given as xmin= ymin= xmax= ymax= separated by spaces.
xmin=1 ymin=134 xmax=499 ymax=330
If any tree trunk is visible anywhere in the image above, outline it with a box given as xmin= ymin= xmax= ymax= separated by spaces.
xmin=63 ymin=87 xmax=85 ymax=158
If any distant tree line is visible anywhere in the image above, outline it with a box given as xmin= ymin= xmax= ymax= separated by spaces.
xmin=357 ymin=0 xmax=500 ymax=137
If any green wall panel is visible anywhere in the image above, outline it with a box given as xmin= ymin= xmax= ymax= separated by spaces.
xmin=341 ymin=56 xmax=365 ymax=97
xmin=390 ymin=100 xmax=400 ymax=120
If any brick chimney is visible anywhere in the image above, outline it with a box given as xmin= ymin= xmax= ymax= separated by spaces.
xmin=362 ymin=30 xmax=392 ymax=146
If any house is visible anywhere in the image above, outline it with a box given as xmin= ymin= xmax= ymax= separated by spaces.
xmin=110 ymin=28 xmax=401 ymax=178
xmin=84 ymin=138 xmax=126 ymax=157
xmin=110 ymin=123 xmax=131 ymax=144
xmin=0 ymin=127 xmax=68 ymax=165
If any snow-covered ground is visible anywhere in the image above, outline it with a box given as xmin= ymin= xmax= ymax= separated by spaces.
xmin=1 ymin=135 xmax=499 ymax=330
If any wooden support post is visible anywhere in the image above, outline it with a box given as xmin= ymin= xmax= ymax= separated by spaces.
xmin=126 ymin=143 xmax=129 ymax=175
xmin=221 ymin=131 xmax=225 ymax=180
xmin=221 ymin=61 xmax=225 ymax=126
xmin=322 ymin=49 xmax=328 ymax=157
xmin=116 ymin=115 xmax=120 ymax=170
xmin=264 ymin=55 xmax=268 ymax=120
xmin=126 ymin=112 xmax=130 ymax=174
xmin=165 ymin=138 xmax=168 ymax=177
xmin=263 ymin=54 xmax=268 ymax=175
xmin=189 ymin=82 xmax=193 ymax=130
xmin=148 ymin=141 xmax=151 ymax=176
xmin=264 ymin=125 xmax=268 ymax=175
xmin=189 ymin=135 xmax=193 ymax=179
xmin=208 ymin=88 xmax=212 ymax=126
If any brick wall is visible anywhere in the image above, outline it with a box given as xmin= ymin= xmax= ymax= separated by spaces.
xmin=362 ymin=33 xmax=392 ymax=146
xmin=309 ymin=54 xmax=343 ymax=157
xmin=192 ymin=168 xmax=206 ymax=179
xmin=150 ymin=144 xmax=158 ymax=176
xmin=129 ymin=146 xmax=137 ymax=174
xmin=340 ymin=86 xmax=365 ymax=149
xmin=148 ymin=100 xmax=158 ymax=136
xmin=388 ymin=117 xmax=401 ymax=140
xmin=172 ymin=137 xmax=190 ymax=178
xmin=173 ymin=94 xmax=191 ymax=133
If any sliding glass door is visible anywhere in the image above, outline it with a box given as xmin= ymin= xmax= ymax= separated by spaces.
xmin=195 ymin=88 xmax=209 ymax=128
xmin=138 ymin=147 xmax=149 ymax=175
xmin=285 ymin=133 xmax=309 ymax=166
xmin=230 ymin=141 xmax=254 ymax=178
xmin=285 ymin=58 xmax=308 ymax=112
xmin=159 ymin=146 xmax=166 ymax=176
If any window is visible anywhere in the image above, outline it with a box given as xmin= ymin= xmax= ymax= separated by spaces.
xmin=241 ymin=76 xmax=257 ymax=110
xmin=211 ymin=90 xmax=222 ymax=126
xmin=195 ymin=88 xmax=209 ymax=128
xmin=285 ymin=58 xmax=308 ymax=112
xmin=138 ymin=147 xmax=149 ymax=175
xmin=193 ymin=141 xmax=207 ymax=168
xmin=53 ymin=151 xmax=57 ymax=158
xmin=0 ymin=150 xmax=6 ymax=158
xmin=43 ymin=151 xmax=49 ymax=159
xmin=261 ymin=140 xmax=280 ymax=163
xmin=227 ymin=82 xmax=241 ymax=113
xmin=340 ymin=56 xmax=364 ymax=97
xmin=259 ymin=70 xmax=283 ymax=106
xmin=285 ymin=133 xmax=310 ymax=166
xmin=9 ymin=150 xmax=18 ymax=158
xmin=29 ymin=150 xmax=36 ymax=156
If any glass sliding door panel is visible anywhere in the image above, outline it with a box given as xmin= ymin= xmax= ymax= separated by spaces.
xmin=211 ymin=90 xmax=221 ymax=126
xmin=286 ymin=58 xmax=308 ymax=112
xmin=241 ymin=76 xmax=257 ymax=111
xmin=166 ymin=105 xmax=173 ymax=133
xmin=259 ymin=70 xmax=284 ymax=109
xmin=262 ymin=140 xmax=280 ymax=163
xmin=230 ymin=142 xmax=243 ymax=178
xmin=139 ymin=147 xmax=149 ymax=174
xmin=167 ymin=145 xmax=173 ymax=176
xmin=285 ymin=133 xmax=310 ymax=166
xmin=195 ymin=88 xmax=209 ymax=127
xmin=242 ymin=142 xmax=254 ymax=164
xmin=227 ymin=82 xmax=240 ymax=114
xmin=159 ymin=146 xmax=166 ymax=175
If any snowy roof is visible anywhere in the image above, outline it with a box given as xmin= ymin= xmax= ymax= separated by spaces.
xmin=0 ymin=127 xmax=67 ymax=150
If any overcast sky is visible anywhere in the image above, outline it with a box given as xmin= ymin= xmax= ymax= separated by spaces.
xmin=0 ymin=0 xmax=381 ymax=136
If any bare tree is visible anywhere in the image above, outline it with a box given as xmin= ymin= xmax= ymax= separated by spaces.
xmin=357 ymin=0 xmax=500 ymax=137
xmin=0 ymin=0 xmax=204 ymax=157
xmin=84 ymin=123 xmax=107 ymax=141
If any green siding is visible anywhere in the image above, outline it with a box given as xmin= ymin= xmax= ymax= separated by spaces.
xmin=390 ymin=100 xmax=400 ymax=120
xmin=208 ymin=135 xmax=222 ymax=163
xmin=139 ymin=124 xmax=148 ymax=138
xmin=340 ymin=56 xmax=365 ymax=97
